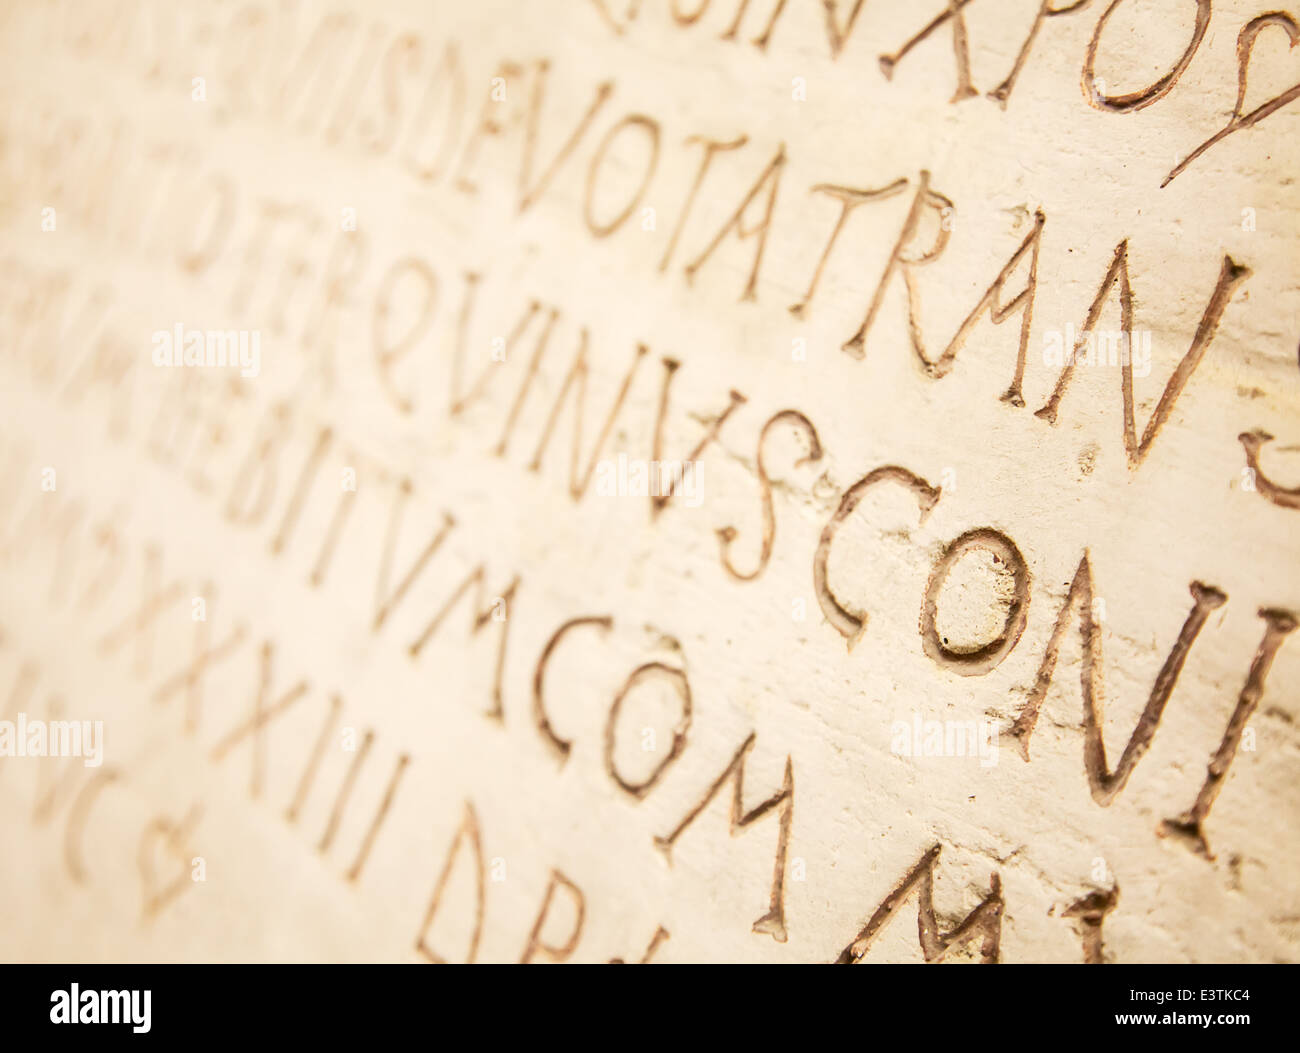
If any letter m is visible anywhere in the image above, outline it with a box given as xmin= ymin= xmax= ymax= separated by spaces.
xmin=407 ymin=564 xmax=519 ymax=721
xmin=835 ymin=844 xmax=1003 ymax=963
xmin=653 ymin=733 xmax=793 ymax=942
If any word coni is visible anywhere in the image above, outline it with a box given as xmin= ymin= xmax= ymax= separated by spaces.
xmin=594 ymin=455 xmax=704 ymax=507
xmin=1042 ymin=325 xmax=1152 ymax=378
xmin=151 ymin=323 xmax=261 ymax=377
xmin=890 ymin=714 xmax=999 ymax=768
xmin=50 ymin=985 xmax=151 ymax=1034
xmin=0 ymin=713 xmax=102 ymax=767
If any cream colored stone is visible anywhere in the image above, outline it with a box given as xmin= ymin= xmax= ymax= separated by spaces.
xmin=0 ymin=0 xmax=1297 ymax=963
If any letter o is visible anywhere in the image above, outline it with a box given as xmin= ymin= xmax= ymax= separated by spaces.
xmin=604 ymin=662 xmax=690 ymax=797
xmin=920 ymin=528 xmax=1030 ymax=676
xmin=1083 ymin=0 xmax=1211 ymax=112
xmin=584 ymin=115 xmax=660 ymax=238
xmin=671 ymin=0 xmax=711 ymax=25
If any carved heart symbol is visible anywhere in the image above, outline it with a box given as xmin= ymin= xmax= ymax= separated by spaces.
xmin=137 ymin=804 xmax=202 ymax=920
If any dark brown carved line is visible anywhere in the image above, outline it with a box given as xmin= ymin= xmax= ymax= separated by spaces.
xmin=813 ymin=466 xmax=941 ymax=650
xmin=653 ymin=732 xmax=794 ymax=943
xmin=1063 ymin=884 xmax=1119 ymax=964
xmin=1161 ymin=608 xmax=1298 ymax=858
xmin=920 ymin=527 xmax=1031 ymax=677
xmin=717 ymin=409 xmax=823 ymax=582
xmin=1240 ymin=430 xmax=1300 ymax=510
xmin=1164 ymin=12 xmax=1300 ymax=186
xmin=1007 ymin=557 xmax=1226 ymax=806
xmin=604 ymin=662 xmax=693 ymax=798
xmin=835 ymin=844 xmax=1003 ymax=963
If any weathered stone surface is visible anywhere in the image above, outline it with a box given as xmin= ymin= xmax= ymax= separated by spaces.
xmin=0 ymin=0 xmax=1297 ymax=963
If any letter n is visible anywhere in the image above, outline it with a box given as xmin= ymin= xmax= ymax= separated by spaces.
xmin=1007 ymin=554 xmax=1226 ymax=805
